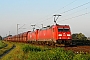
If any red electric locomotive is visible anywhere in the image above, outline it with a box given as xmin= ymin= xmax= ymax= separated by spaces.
xmin=52 ymin=24 xmax=72 ymax=45
xmin=37 ymin=15 xmax=72 ymax=45
xmin=37 ymin=24 xmax=72 ymax=45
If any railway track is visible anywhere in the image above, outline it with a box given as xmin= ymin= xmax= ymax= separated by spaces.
xmin=65 ymin=46 xmax=90 ymax=54
xmin=28 ymin=41 xmax=90 ymax=54
xmin=36 ymin=42 xmax=90 ymax=54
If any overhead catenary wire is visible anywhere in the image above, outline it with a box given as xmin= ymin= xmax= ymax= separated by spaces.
xmin=60 ymin=1 xmax=90 ymax=14
xmin=35 ymin=0 xmax=78 ymax=29
xmin=34 ymin=16 xmax=53 ymax=29
xmin=36 ymin=1 xmax=90 ymax=26
xmin=60 ymin=6 xmax=90 ymax=20
xmin=60 ymin=12 xmax=90 ymax=22
xmin=31 ymin=1 xmax=90 ymax=30
xmin=35 ymin=0 xmax=77 ymax=25
xmin=18 ymin=24 xmax=25 ymax=29
xmin=43 ymin=1 xmax=90 ymax=24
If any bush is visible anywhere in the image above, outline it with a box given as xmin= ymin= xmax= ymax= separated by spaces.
xmin=27 ymin=47 xmax=74 ymax=60
xmin=22 ymin=44 xmax=45 ymax=53
xmin=21 ymin=44 xmax=90 ymax=60
xmin=73 ymin=54 xmax=90 ymax=60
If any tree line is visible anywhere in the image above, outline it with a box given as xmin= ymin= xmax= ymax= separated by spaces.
xmin=0 ymin=35 xmax=2 ymax=40
xmin=72 ymin=33 xmax=87 ymax=40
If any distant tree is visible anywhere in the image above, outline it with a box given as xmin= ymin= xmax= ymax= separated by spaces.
xmin=72 ymin=33 xmax=78 ymax=40
xmin=72 ymin=33 xmax=87 ymax=40
xmin=87 ymin=37 xmax=90 ymax=40
xmin=0 ymin=35 xmax=2 ymax=40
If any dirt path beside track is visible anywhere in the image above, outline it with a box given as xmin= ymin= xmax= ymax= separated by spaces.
xmin=65 ymin=46 xmax=90 ymax=53
xmin=0 ymin=42 xmax=16 ymax=59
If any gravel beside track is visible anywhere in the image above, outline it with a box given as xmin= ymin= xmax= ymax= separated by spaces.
xmin=65 ymin=46 xmax=90 ymax=53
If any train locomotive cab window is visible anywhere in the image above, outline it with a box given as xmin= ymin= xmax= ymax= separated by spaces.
xmin=58 ymin=28 xmax=63 ymax=32
xmin=58 ymin=28 xmax=70 ymax=32
xmin=63 ymin=28 xmax=70 ymax=32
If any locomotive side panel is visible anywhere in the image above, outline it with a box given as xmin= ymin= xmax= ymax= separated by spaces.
xmin=38 ymin=30 xmax=44 ymax=41
xmin=38 ymin=28 xmax=52 ymax=41
xmin=45 ymin=28 xmax=52 ymax=40
xmin=29 ymin=31 xmax=36 ymax=41
xmin=35 ymin=29 xmax=39 ymax=41
xmin=52 ymin=26 xmax=58 ymax=43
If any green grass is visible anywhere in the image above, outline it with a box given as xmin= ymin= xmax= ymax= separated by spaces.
xmin=0 ymin=41 xmax=7 ymax=49
xmin=21 ymin=44 xmax=90 ymax=60
xmin=22 ymin=44 xmax=46 ymax=53
xmin=27 ymin=49 xmax=73 ymax=60
xmin=1 ymin=42 xmax=90 ymax=60
xmin=0 ymin=41 xmax=14 ymax=56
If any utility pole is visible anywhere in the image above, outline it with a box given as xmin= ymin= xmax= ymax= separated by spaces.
xmin=31 ymin=25 xmax=35 ymax=31
xmin=9 ymin=31 xmax=10 ymax=35
xmin=17 ymin=24 xmax=25 ymax=35
xmin=53 ymin=14 xmax=61 ymax=24
xmin=6 ymin=34 xmax=7 ymax=37
xmin=41 ymin=24 xmax=43 ymax=28
xmin=17 ymin=24 xmax=19 ymax=35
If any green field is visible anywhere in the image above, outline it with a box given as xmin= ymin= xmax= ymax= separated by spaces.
xmin=1 ymin=42 xmax=90 ymax=60
xmin=0 ymin=41 xmax=14 ymax=58
xmin=0 ymin=40 xmax=7 ymax=49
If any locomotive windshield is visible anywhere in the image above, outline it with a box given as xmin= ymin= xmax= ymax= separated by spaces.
xmin=58 ymin=28 xmax=70 ymax=32
xmin=64 ymin=28 xmax=70 ymax=32
xmin=58 ymin=28 xmax=63 ymax=32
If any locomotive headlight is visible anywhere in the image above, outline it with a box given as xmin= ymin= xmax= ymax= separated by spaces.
xmin=58 ymin=34 xmax=62 ymax=36
xmin=68 ymin=37 xmax=70 ymax=39
xmin=67 ymin=34 xmax=71 ymax=36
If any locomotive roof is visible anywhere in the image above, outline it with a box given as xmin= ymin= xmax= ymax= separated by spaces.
xmin=40 ymin=24 xmax=69 ymax=30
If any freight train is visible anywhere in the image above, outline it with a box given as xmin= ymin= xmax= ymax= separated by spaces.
xmin=4 ymin=24 xmax=72 ymax=46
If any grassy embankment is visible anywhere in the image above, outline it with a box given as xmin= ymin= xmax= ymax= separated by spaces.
xmin=0 ymin=40 xmax=7 ymax=49
xmin=1 ymin=42 xmax=90 ymax=60
xmin=0 ymin=41 xmax=14 ymax=57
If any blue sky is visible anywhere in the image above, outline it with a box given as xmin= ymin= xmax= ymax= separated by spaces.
xmin=0 ymin=0 xmax=90 ymax=37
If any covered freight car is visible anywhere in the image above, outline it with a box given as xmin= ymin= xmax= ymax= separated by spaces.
xmin=22 ymin=31 xmax=31 ymax=42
